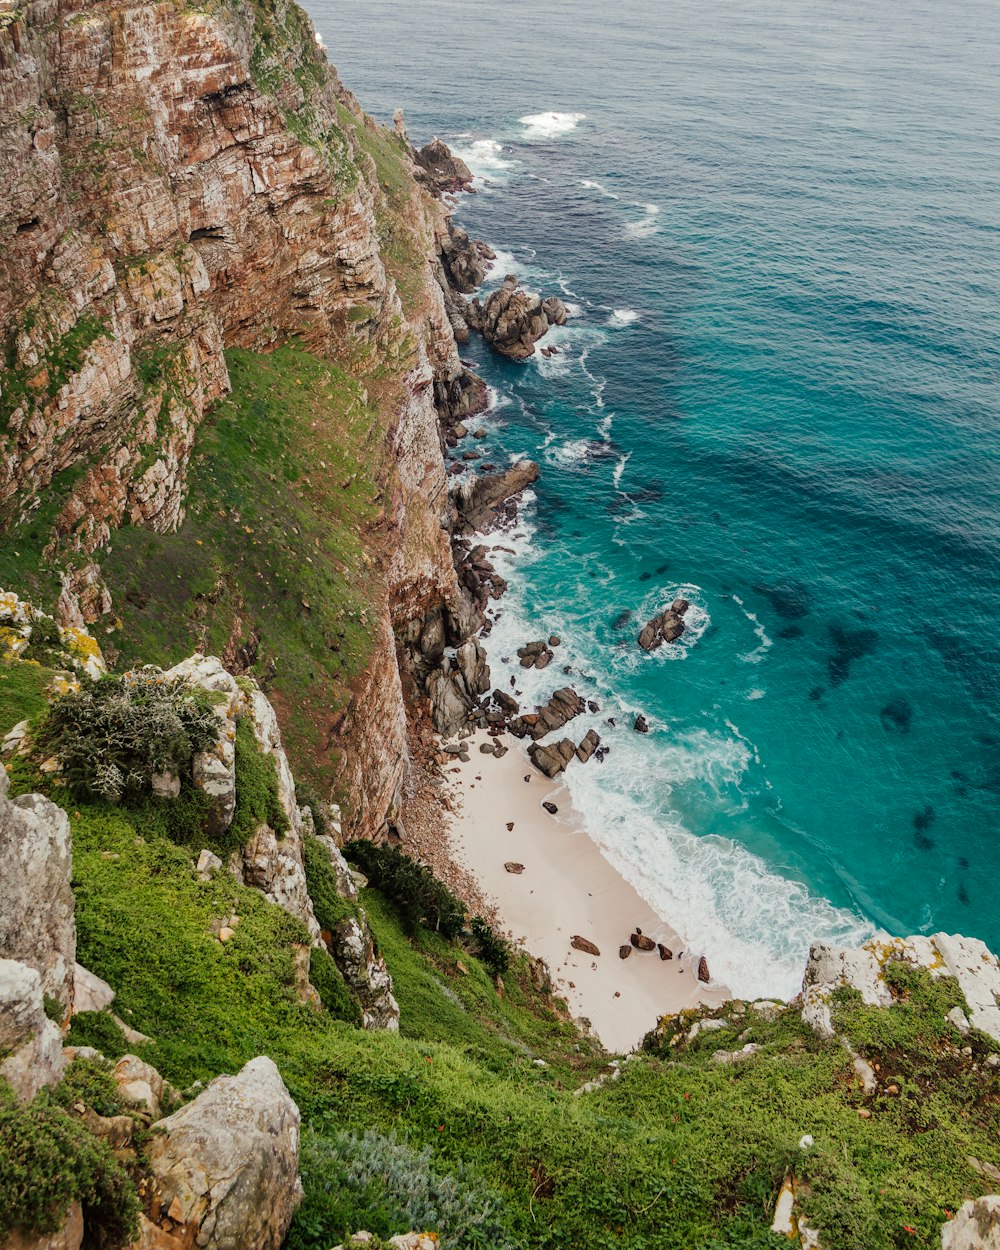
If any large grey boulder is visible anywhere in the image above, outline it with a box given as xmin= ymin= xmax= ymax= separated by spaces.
xmin=941 ymin=1196 xmax=1000 ymax=1249
xmin=242 ymin=825 xmax=321 ymax=942
xmin=0 ymin=767 xmax=76 ymax=1010
xmin=148 ymin=1057 xmax=301 ymax=1250
xmin=0 ymin=958 xmax=66 ymax=1102
xmin=469 ymin=276 xmax=564 ymax=359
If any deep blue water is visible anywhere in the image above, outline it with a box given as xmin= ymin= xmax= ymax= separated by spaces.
xmin=308 ymin=0 xmax=1000 ymax=997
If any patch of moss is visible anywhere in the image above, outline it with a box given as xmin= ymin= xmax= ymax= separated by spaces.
xmin=228 ymin=714 xmax=289 ymax=850
xmin=0 ymin=657 xmax=57 ymax=736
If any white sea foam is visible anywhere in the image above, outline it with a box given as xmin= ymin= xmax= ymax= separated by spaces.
xmin=625 ymin=202 xmax=661 ymax=239
xmin=733 ymin=594 xmax=773 ymax=664
xmin=519 ymin=110 xmax=586 ymax=139
xmin=747 ymin=688 xmax=766 ymax=701
xmin=482 ymin=247 xmax=523 ymax=286
xmin=612 ymin=452 xmax=631 ymax=489
xmin=480 ymin=519 xmax=873 ymax=1000
xmin=452 ymin=138 xmax=515 ymax=186
xmin=609 ymin=308 xmax=640 ymax=326
xmin=563 ymin=301 xmax=584 ymax=319
xmin=581 ymin=178 xmax=620 ymax=200
xmin=547 ymin=439 xmax=595 ymax=467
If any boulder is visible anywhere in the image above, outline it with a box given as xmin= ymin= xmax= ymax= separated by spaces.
xmin=164 ymin=656 xmax=240 ymax=836
xmin=542 ymin=801 xmax=558 ymax=815
xmin=470 ymin=276 xmax=552 ymax=360
xmin=439 ymin=221 xmax=494 ymax=293
xmin=630 ymin=933 xmax=656 ymax=952
xmin=697 ymin=956 xmax=711 ymax=984
xmin=528 ymin=738 xmax=577 ymax=778
xmin=413 ymin=137 xmax=474 ymax=194
xmin=0 ymin=772 xmax=76 ymax=1010
xmin=73 ymin=963 xmax=115 ymax=1014
xmin=634 ymin=715 xmax=649 ymax=734
xmin=575 ymin=729 xmax=601 ymax=764
xmin=657 ymin=943 xmax=673 ymax=961
xmin=196 ymin=848 xmax=224 ymax=882
xmin=637 ymin=600 xmax=691 ymax=652
xmin=242 ymin=825 xmax=320 ymax=941
xmin=314 ymin=837 xmax=359 ymax=901
xmin=619 ymin=945 xmax=632 ymax=960
xmin=571 ymin=936 xmax=600 ymax=957
xmin=504 ymin=862 xmax=525 ymax=874
xmin=941 ymin=1196 xmax=1000 ymax=1250
xmin=148 ymin=1057 xmax=301 ymax=1250
xmin=511 ymin=687 xmax=585 ymax=740
xmin=452 ymin=461 xmax=540 ymax=530
xmin=113 ymin=1053 xmax=167 ymax=1118
xmin=0 ymin=958 xmax=65 ymax=1102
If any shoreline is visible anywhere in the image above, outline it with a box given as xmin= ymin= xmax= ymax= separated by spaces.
xmin=444 ymin=729 xmax=729 ymax=1053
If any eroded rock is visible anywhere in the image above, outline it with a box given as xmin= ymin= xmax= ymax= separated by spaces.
xmin=148 ymin=1057 xmax=301 ymax=1250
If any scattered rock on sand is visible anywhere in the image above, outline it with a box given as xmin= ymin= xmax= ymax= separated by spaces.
xmin=619 ymin=945 xmax=632 ymax=960
xmin=506 ymin=821 xmax=514 ymax=831
xmin=630 ymin=933 xmax=656 ymax=952
xmin=571 ymin=936 xmax=601 ymax=957
xmin=542 ymin=801 xmax=558 ymax=815
xmin=638 ymin=598 xmax=691 ymax=652
xmin=657 ymin=943 xmax=673 ymax=961
xmin=504 ymin=862 xmax=525 ymax=874
xmin=698 ymin=955 xmax=711 ymax=983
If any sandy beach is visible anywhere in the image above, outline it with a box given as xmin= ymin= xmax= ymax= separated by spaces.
xmin=445 ymin=729 xmax=728 ymax=1053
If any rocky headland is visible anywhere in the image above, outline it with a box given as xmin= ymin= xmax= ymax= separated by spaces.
xmin=1 ymin=0 xmax=999 ymax=1247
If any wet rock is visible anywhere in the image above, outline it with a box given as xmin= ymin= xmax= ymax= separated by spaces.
xmin=548 ymin=635 xmax=561 ymax=647
xmin=619 ymin=945 xmax=632 ymax=960
xmin=510 ymin=686 xmax=585 ymax=740
xmin=630 ymin=933 xmax=656 ymax=952
xmin=469 ymin=276 xmax=564 ymax=359
xmin=542 ymin=801 xmax=558 ymax=815
xmin=413 ymin=137 xmax=474 ymax=194
xmin=638 ymin=599 xmax=691 ymax=652
xmin=571 ymin=936 xmax=600 ymax=957
xmin=634 ymin=715 xmax=649 ymax=734
xmin=493 ymin=689 xmax=520 ymax=716
xmin=528 ymin=738 xmax=577 ymax=778
xmin=452 ymin=460 xmax=540 ymax=530
xmin=657 ymin=943 xmax=673 ymax=961
xmin=575 ymin=729 xmax=601 ymax=764
xmin=697 ymin=956 xmax=711 ymax=983
xmin=439 ymin=221 xmax=495 ymax=292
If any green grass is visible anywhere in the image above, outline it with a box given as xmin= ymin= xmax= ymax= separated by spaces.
xmin=0 ymin=658 xmax=58 ymax=736
xmin=99 ymin=343 xmax=387 ymax=793
xmin=5 ymin=743 xmax=996 ymax=1250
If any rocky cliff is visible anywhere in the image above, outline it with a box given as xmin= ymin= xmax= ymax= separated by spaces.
xmin=0 ymin=0 xmax=494 ymax=836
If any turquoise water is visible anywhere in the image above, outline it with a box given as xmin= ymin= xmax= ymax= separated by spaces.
xmin=310 ymin=0 xmax=1000 ymax=997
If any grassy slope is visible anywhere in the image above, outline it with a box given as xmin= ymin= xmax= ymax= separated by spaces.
xmin=0 ymin=748 xmax=988 ymax=1250
xmin=0 ymin=658 xmax=59 ymax=736
xmin=99 ymin=344 xmax=386 ymax=794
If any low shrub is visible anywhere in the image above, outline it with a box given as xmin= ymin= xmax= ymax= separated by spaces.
xmin=52 ymin=1058 xmax=126 ymax=1120
xmin=0 ymin=1083 xmax=140 ymax=1250
xmin=469 ymin=917 xmax=510 ymax=978
xmin=343 ymin=842 xmax=466 ymax=939
xmin=65 ymin=1012 xmax=129 ymax=1061
xmin=289 ymin=1127 xmax=516 ymax=1250
xmin=36 ymin=672 xmax=218 ymax=801
xmin=302 ymin=836 xmax=357 ymax=932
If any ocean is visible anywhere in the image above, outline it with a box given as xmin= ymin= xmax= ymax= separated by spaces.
xmin=307 ymin=0 xmax=1000 ymax=999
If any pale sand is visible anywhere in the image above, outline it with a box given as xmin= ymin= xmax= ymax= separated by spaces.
xmin=445 ymin=730 xmax=728 ymax=1054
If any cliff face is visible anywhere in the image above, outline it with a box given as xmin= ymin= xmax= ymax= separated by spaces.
xmin=0 ymin=0 xmax=477 ymax=832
